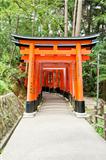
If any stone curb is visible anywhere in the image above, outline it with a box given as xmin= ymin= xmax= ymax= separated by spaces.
xmin=0 ymin=115 xmax=22 ymax=152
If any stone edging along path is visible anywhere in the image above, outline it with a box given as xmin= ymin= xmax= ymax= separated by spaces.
xmin=0 ymin=92 xmax=24 ymax=151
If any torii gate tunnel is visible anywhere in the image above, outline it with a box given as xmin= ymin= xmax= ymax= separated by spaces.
xmin=12 ymin=34 xmax=99 ymax=114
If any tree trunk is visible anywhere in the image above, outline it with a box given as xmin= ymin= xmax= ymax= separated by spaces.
xmin=87 ymin=4 xmax=92 ymax=34
xmin=75 ymin=0 xmax=83 ymax=36
xmin=10 ymin=15 xmax=20 ymax=66
xmin=64 ymin=0 xmax=68 ymax=37
xmin=72 ymin=0 xmax=78 ymax=36
xmin=32 ymin=0 xmax=35 ymax=36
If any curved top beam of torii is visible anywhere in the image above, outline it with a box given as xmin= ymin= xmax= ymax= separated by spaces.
xmin=12 ymin=34 xmax=99 ymax=51
xmin=12 ymin=34 xmax=99 ymax=54
xmin=12 ymin=34 xmax=99 ymax=58
xmin=12 ymin=33 xmax=99 ymax=41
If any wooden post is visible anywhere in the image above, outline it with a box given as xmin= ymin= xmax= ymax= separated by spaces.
xmin=60 ymin=70 xmax=62 ymax=93
xmin=49 ymin=71 xmax=52 ymax=91
xmin=37 ymin=63 xmax=42 ymax=104
xmin=75 ymin=43 xmax=85 ymax=113
xmin=74 ymin=62 xmax=77 ymax=101
xmin=42 ymin=71 xmax=44 ymax=87
xmin=100 ymin=100 xmax=104 ymax=115
xmin=26 ymin=44 xmax=35 ymax=113
xmin=34 ymin=60 xmax=39 ymax=109
xmin=56 ymin=70 xmax=58 ymax=89
xmin=44 ymin=71 xmax=46 ymax=89
xmin=60 ymin=70 xmax=64 ymax=95
xmin=71 ymin=62 xmax=76 ymax=106
xmin=50 ymin=71 xmax=53 ymax=92
xmin=69 ymin=63 xmax=72 ymax=95
xmin=42 ymin=70 xmax=44 ymax=87
xmin=38 ymin=63 xmax=40 ymax=95
xmin=53 ymin=70 xmax=55 ymax=91
xmin=66 ymin=67 xmax=68 ymax=92
xmin=52 ymin=71 xmax=53 ymax=89
xmin=39 ymin=63 xmax=42 ymax=93
xmin=46 ymin=71 xmax=49 ymax=92
xmin=64 ymin=68 xmax=66 ymax=92
xmin=94 ymin=109 xmax=98 ymax=124
xmin=96 ymin=53 xmax=100 ymax=110
xmin=55 ymin=69 xmax=59 ymax=93
xmin=68 ymin=66 xmax=70 ymax=93
xmin=69 ymin=63 xmax=72 ymax=102
xmin=48 ymin=71 xmax=50 ymax=91
xmin=72 ymin=62 xmax=75 ymax=98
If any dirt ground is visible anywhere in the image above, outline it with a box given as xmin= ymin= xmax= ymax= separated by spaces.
xmin=85 ymin=97 xmax=106 ymax=110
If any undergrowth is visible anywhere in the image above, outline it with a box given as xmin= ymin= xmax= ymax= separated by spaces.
xmin=95 ymin=119 xmax=104 ymax=138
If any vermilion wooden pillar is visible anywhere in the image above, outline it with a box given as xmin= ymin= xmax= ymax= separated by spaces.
xmin=51 ymin=71 xmax=53 ymax=89
xmin=42 ymin=71 xmax=44 ymax=88
xmin=39 ymin=64 xmax=42 ymax=93
xmin=72 ymin=62 xmax=75 ymax=99
xmin=58 ymin=70 xmax=61 ymax=90
xmin=46 ymin=71 xmax=49 ymax=92
xmin=44 ymin=71 xmax=46 ymax=89
xmin=38 ymin=63 xmax=40 ymax=95
xmin=45 ymin=71 xmax=47 ymax=89
xmin=64 ymin=67 xmax=69 ymax=99
xmin=55 ymin=69 xmax=60 ymax=93
xmin=75 ymin=43 xmax=85 ymax=113
xmin=38 ymin=63 xmax=42 ymax=103
xmin=52 ymin=70 xmax=55 ymax=90
xmin=60 ymin=70 xmax=64 ymax=94
xmin=26 ymin=44 xmax=36 ymax=113
xmin=49 ymin=71 xmax=52 ymax=89
xmin=53 ymin=70 xmax=56 ymax=90
xmin=69 ymin=63 xmax=72 ymax=100
xmin=68 ymin=65 xmax=70 ymax=93
xmin=60 ymin=70 xmax=62 ymax=93
xmin=34 ymin=60 xmax=39 ymax=109
xmin=40 ymin=64 xmax=42 ymax=94
xmin=66 ymin=67 xmax=69 ymax=92
xmin=49 ymin=71 xmax=52 ymax=90
xmin=64 ymin=68 xmax=66 ymax=93
xmin=56 ymin=70 xmax=58 ymax=89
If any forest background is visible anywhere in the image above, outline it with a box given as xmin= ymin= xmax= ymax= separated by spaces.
xmin=0 ymin=0 xmax=106 ymax=100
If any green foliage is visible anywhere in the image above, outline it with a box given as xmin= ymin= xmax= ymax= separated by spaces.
xmin=0 ymin=80 xmax=10 ymax=95
xmin=82 ymin=0 xmax=106 ymax=36
xmin=0 ymin=0 xmax=106 ymax=98
xmin=0 ymin=61 xmax=26 ymax=95
xmin=96 ymin=119 xmax=104 ymax=137
xmin=83 ymin=36 xmax=106 ymax=96
xmin=92 ymin=39 xmax=106 ymax=82
xmin=83 ymin=61 xmax=97 ymax=96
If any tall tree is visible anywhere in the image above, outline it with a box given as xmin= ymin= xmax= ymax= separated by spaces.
xmin=64 ymin=0 xmax=68 ymax=37
xmin=75 ymin=0 xmax=83 ymax=36
xmin=72 ymin=0 xmax=77 ymax=36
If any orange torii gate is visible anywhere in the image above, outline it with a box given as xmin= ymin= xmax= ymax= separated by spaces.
xmin=42 ymin=65 xmax=67 ymax=93
xmin=12 ymin=34 xmax=99 ymax=115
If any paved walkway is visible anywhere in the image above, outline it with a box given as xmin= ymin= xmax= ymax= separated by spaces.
xmin=1 ymin=93 xmax=106 ymax=160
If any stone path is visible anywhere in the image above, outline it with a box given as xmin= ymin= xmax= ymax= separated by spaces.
xmin=1 ymin=93 xmax=106 ymax=160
